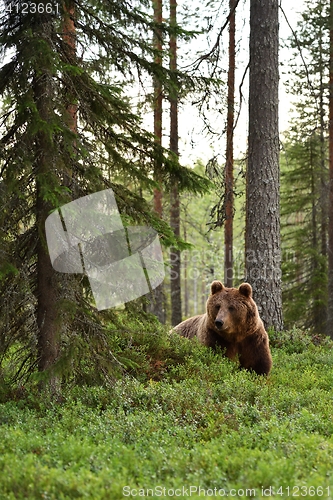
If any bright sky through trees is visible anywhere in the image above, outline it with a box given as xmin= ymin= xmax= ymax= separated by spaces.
xmin=175 ymin=0 xmax=305 ymax=165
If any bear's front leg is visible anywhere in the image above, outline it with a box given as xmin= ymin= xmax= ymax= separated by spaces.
xmin=238 ymin=334 xmax=272 ymax=375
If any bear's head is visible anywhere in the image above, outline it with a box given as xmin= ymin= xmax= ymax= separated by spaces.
xmin=206 ymin=281 xmax=261 ymax=340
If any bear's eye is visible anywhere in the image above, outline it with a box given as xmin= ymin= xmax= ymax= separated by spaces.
xmin=228 ymin=306 xmax=235 ymax=312
xmin=215 ymin=304 xmax=220 ymax=312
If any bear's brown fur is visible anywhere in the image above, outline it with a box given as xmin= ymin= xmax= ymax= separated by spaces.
xmin=172 ymin=281 xmax=272 ymax=375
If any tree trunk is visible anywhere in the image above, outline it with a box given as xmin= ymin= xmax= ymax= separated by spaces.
xmin=63 ymin=0 xmax=77 ymax=136
xmin=169 ymin=0 xmax=182 ymax=326
xmin=149 ymin=0 xmax=165 ymax=323
xmin=34 ymin=47 xmax=59 ymax=385
xmin=246 ymin=0 xmax=283 ymax=330
xmin=183 ymin=217 xmax=189 ymax=317
xmin=327 ymin=0 xmax=333 ymax=338
xmin=224 ymin=0 xmax=236 ymax=287
xmin=36 ymin=1 xmax=77 ymax=388
xmin=314 ymin=34 xmax=327 ymax=333
xmin=153 ymin=0 xmax=163 ymax=218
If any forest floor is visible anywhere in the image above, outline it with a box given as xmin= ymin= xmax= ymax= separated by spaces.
xmin=0 ymin=329 xmax=333 ymax=499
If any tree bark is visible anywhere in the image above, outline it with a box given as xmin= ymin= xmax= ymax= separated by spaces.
xmin=183 ymin=215 xmax=189 ymax=318
xmin=35 ymin=2 xmax=77 ymax=387
xmin=169 ymin=0 xmax=182 ymax=326
xmin=246 ymin=0 xmax=283 ymax=330
xmin=149 ymin=0 xmax=165 ymax=323
xmin=224 ymin=0 xmax=236 ymax=287
xmin=315 ymin=32 xmax=327 ymax=333
xmin=62 ymin=0 xmax=77 ymax=197
xmin=63 ymin=0 xmax=77 ymax=136
xmin=34 ymin=29 xmax=59 ymax=382
xmin=153 ymin=0 xmax=163 ymax=218
xmin=327 ymin=0 xmax=333 ymax=338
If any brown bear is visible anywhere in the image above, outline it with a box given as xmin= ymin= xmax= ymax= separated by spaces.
xmin=172 ymin=281 xmax=272 ymax=375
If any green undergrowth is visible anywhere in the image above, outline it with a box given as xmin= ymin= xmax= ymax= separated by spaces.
xmin=0 ymin=328 xmax=333 ymax=499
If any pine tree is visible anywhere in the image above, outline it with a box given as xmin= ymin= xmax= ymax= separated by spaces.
xmin=224 ymin=0 xmax=236 ymax=287
xmin=327 ymin=0 xmax=333 ymax=337
xmin=246 ymin=0 xmax=282 ymax=330
xmin=169 ymin=0 xmax=182 ymax=326
xmin=149 ymin=0 xmax=166 ymax=323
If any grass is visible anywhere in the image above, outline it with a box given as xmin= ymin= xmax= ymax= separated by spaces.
xmin=0 ymin=328 xmax=332 ymax=499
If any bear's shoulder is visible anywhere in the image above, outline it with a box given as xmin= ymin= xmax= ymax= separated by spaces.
xmin=172 ymin=314 xmax=206 ymax=339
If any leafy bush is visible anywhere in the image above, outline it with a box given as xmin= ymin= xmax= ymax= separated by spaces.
xmin=269 ymin=326 xmax=333 ymax=353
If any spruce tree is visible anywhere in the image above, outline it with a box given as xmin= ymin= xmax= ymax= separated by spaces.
xmin=281 ymin=133 xmax=328 ymax=331
xmin=281 ymin=0 xmax=329 ymax=332
xmin=0 ymin=0 xmax=210 ymax=385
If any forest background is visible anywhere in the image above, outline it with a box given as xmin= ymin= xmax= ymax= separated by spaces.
xmin=1 ymin=1 xmax=333 ymax=498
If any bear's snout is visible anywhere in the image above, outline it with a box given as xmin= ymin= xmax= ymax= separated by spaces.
xmin=215 ymin=319 xmax=224 ymax=329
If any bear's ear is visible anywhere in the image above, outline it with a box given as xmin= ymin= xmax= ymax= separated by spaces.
xmin=211 ymin=281 xmax=224 ymax=295
xmin=239 ymin=283 xmax=252 ymax=298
